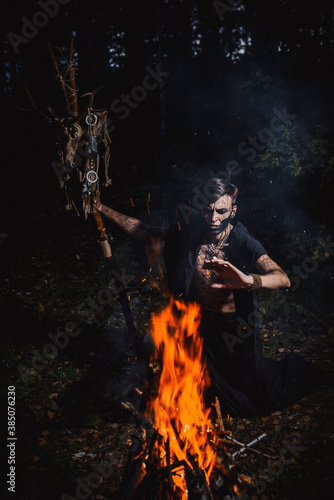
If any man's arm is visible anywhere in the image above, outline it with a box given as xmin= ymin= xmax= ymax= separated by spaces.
xmin=99 ymin=203 xmax=168 ymax=240
xmin=254 ymin=254 xmax=291 ymax=289
xmin=204 ymin=254 xmax=290 ymax=290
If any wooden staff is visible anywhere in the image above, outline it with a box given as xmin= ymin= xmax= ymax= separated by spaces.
xmin=91 ymin=198 xmax=140 ymax=351
xmin=47 ymin=40 xmax=141 ymax=353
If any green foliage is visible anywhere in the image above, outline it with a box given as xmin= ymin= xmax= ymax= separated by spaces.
xmin=83 ymin=411 xmax=101 ymax=427
xmin=252 ymin=124 xmax=334 ymax=186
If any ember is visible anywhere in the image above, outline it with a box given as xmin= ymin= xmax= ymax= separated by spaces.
xmin=146 ymin=299 xmax=217 ymax=497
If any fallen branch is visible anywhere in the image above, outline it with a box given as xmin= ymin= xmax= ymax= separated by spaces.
xmin=121 ymin=401 xmax=156 ymax=437
xmin=231 ymin=433 xmax=273 ymax=460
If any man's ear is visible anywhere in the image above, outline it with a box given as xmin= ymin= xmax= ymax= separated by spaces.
xmin=231 ymin=205 xmax=237 ymax=218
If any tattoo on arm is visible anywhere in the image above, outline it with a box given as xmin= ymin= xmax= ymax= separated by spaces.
xmin=100 ymin=204 xmax=167 ymax=240
xmin=255 ymin=254 xmax=287 ymax=275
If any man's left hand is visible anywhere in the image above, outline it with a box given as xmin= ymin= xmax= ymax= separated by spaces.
xmin=204 ymin=258 xmax=253 ymax=289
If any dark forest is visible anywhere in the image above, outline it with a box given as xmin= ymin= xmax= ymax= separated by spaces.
xmin=1 ymin=1 xmax=334 ymax=499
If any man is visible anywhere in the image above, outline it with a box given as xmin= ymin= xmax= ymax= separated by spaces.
xmin=99 ymin=177 xmax=314 ymax=416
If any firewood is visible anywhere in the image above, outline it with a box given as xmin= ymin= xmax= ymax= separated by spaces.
xmin=119 ymin=402 xmax=162 ymax=499
xmin=213 ymin=396 xmax=225 ymax=431
xmin=184 ymin=467 xmax=214 ymax=500
xmin=231 ymin=433 xmax=271 ymax=460
xmin=165 ymin=437 xmax=173 ymax=489
xmin=121 ymin=401 xmax=156 ymax=438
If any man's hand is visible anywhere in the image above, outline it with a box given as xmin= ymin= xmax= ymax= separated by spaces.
xmin=204 ymin=254 xmax=291 ymax=291
xmin=204 ymin=258 xmax=253 ymax=289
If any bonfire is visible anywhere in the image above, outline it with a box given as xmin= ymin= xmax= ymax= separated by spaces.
xmin=119 ymin=298 xmax=266 ymax=499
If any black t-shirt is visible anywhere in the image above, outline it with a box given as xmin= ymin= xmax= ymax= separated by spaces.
xmin=224 ymin=221 xmax=267 ymax=274
xmin=163 ymin=216 xmax=267 ymax=300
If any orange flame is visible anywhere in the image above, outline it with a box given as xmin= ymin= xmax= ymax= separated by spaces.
xmin=147 ymin=299 xmax=216 ymax=497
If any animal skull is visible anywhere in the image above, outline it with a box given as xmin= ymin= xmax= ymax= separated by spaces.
xmin=56 ymin=118 xmax=83 ymax=168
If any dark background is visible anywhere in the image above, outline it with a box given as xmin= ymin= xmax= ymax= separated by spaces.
xmin=1 ymin=0 xmax=334 ymax=234
xmin=2 ymin=0 xmax=334 ymax=318
xmin=1 ymin=1 xmax=334 ymax=499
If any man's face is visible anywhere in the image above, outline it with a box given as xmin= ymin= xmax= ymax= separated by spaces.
xmin=201 ymin=195 xmax=236 ymax=229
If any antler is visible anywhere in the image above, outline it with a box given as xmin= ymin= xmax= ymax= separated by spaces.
xmin=20 ymin=81 xmax=54 ymax=126
xmin=69 ymin=37 xmax=79 ymax=117
xmin=81 ymin=86 xmax=103 ymax=109
xmin=47 ymin=39 xmax=79 ymax=118
xmin=47 ymin=40 xmax=71 ymax=113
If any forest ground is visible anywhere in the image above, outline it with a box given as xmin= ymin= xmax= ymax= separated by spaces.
xmin=1 ymin=207 xmax=334 ymax=500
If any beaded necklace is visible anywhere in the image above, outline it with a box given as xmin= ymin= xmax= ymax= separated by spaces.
xmin=204 ymin=230 xmax=230 ymax=260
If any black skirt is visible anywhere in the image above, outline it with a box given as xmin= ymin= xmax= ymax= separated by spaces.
xmin=200 ymin=310 xmax=316 ymax=417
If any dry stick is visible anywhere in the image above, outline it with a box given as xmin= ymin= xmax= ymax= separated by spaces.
xmin=47 ymin=40 xmax=71 ymax=112
xmin=121 ymin=401 xmax=156 ymax=436
xmin=23 ymin=81 xmax=51 ymax=125
xmin=213 ymin=396 xmax=225 ymax=431
xmin=120 ymin=405 xmax=170 ymax=499
xmin=230 ymin=434 xmax=275 ymax=460
xmin=23 ymin=81 xmax=39 ymax=110
xmin=103 ymin=114 xmax=113 ymax=186
xmin=215 ymin=436 xmax=238 ymax=447
xmin=81 ymin=87 xmax=102 ymax=109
